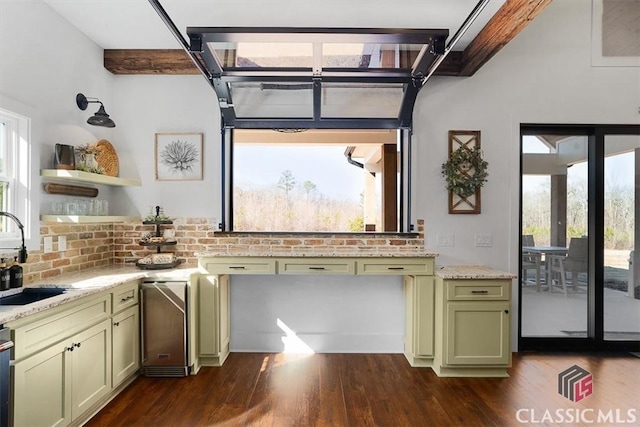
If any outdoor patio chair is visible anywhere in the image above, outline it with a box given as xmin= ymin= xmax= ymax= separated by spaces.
xmin=548 ymin=237 xmax=588 ymax=296
xmin=522 ymin=235 xmax=543 ymax=291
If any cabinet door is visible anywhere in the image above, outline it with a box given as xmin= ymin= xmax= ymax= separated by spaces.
xmin=112 ymin=305 xmax=140 ymax=388
xmin=12 ymin=342 xmax=72 ymax=427
xmin=445 ymin=302 xmax=510 ymax=366
xmin=71 ymin=319 xmax=112 ymax=420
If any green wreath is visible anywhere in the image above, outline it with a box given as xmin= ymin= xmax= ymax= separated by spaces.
xmin=441 ymin=147 xmax=489 ymax=198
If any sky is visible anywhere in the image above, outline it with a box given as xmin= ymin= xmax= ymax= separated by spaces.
xmin=234 ymin=145 xmax=365 ymax=201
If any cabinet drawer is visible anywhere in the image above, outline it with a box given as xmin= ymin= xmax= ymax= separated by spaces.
xmin=356 ymin=258 xmax=434 ymax=275
xmin=278 ymin=259 xmax=355 ymax=275
xmin=11 ymin=295 xmax=111 ymax=360
xmin=445 ymin=280 xmax=510 ymax=301
xmin=202 ymin=258 xmax=276 ymax=274
xmin=112 ymin=281 xmax=139 ymax=313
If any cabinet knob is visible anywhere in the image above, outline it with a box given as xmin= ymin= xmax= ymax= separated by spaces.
xmin=74 ymin=342 xmax=81 ymax=348
xmin=114 ymin=321 xmax=120 ymax=327
xmin=67 ymin=346 xmax=74 ymax=352
xmin=504 ymin=309 xmax=509 ymax=314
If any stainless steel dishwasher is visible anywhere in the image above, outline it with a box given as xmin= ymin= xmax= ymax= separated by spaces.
xmin=140 ymin=281 xmax=188 ymax=377
xmin=0 ymin=327 xmax=13 ymax=427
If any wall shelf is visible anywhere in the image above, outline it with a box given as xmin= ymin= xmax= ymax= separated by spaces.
xmin=40 ymin=215 xmax=139 ymax=223
xmin=40 ymin=169 xmax=141 ymax=187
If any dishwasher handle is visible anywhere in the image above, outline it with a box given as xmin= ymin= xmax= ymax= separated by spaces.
xmin=0 ymin=341 xmax=12 ymax=352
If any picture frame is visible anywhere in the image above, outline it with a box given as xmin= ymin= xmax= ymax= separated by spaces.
xmin=154 ymin=133 xmax=203 ymax=181
xmin=447 ymin=130 xmax=482 ymax=215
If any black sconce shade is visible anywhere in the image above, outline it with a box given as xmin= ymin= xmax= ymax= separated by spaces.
xmin=76 ymin=93 xmax=116 ymax=128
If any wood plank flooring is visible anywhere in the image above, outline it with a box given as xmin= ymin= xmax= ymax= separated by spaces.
xmin=87 ymin=352 xmax=640 ymax=427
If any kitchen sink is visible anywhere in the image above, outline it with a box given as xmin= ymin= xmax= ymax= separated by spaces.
xmin=0 ymin=288 xmax=68 ymax=306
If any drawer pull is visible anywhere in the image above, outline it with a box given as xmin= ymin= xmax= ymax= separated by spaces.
xmin=229 ymin=266 xmax=246 ymax=270
xmin=120 ymin=295 xmax=135 ymax=302
xmin=471 ymin=290 xmax=489 ymax=294
xmin=308 ymin=267 xmax=326 ymax=270
xmin=387 ymin=267 xmax=405 ymax=270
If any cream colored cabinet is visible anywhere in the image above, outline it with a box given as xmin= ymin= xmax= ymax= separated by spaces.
xmin=111 ymin=305 xmax=139 ymax=388
xmin=434 ymin=277 xmax=511 ymax=377
xmin=198 ymin=274 xmax=230 ymax=367
xmin=12 ymin=319 xmax=111 ymax=427
xmin=403 ymin=275 xmax=434 ymax=367
xmin=110 ymin=280 xmax=140 ymax=388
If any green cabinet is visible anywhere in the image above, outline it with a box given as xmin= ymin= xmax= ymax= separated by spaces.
xmin=111 ymin=305 xmax=139 ymax=388
xmin=434 ymin=277 xmax=511 ymax=377
xmin=12 ymin=319 xmax=111 ymax=426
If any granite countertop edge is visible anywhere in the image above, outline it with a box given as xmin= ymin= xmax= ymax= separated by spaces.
xmin=0 ymin=264 xmax=198 ymax=325
xmin=435 ymin=265 xmax=517 ymax=279
xmin=194 ymin=251 xmax=439 ymax=258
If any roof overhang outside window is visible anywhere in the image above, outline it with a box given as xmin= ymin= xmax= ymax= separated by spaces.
xmin=185 ymin=27 xmax=449 ymax=130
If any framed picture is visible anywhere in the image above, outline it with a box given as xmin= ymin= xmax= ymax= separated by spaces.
xmin=155 ymin=133 xmax=203 ymax=181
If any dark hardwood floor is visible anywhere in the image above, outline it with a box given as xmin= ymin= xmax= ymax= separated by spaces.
xmin=87 ymin=352 xmax=640 ymax=427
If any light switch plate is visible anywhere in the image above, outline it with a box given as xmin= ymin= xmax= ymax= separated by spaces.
xmin=58 ymin=235 xmax=67 ymax=252
xmin=437 ymin=233 xmax=455 ymax=247
xmin=475 ymin=233 xmax=493 ymax=247
xmin=44 ymin=236 xmax=53 ymax=253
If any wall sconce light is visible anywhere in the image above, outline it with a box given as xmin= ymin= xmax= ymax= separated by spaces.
xmin=75 ymin=93 xmax=116 ymax=128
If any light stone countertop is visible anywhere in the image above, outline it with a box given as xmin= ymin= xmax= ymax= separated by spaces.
xmin=0 ymin=264 xmax=199 ymax=325
xmin=435 ymin=265 xmax=517 ymax=280
xmin=195 ymin=250 xmax=439 ymax=258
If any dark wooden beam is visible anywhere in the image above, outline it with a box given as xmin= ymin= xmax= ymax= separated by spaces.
xmin=458 ymin=0 xmax=553 ymax=76
xmin=104 ymin=49 xmax=464 ymax=76
xmin=104 ymin=49 xmax=200 ymax=75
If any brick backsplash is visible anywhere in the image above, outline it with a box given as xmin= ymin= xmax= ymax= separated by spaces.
xmin=16 ymin=218 xmax=425 ymax=284
xmin=18 ymin=223 xmax=114 ymax=285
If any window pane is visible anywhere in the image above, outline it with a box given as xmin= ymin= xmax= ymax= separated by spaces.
xmin=209 ymin=42 xmax=313 ymax=68
xmin=604 ymin=135 xmax=640 ymax=341
xmin=322 ymin=83 xmax=404 ymax=118
xmin=521 ymin=135 xmax=588 ymax=338
xmin=234 ymin=144 xmax=365 ymax=232
xmin=0 ymin=121 xmax=5 ymax=175
xmin=0 ymin=181 xmax=8 ymax=232
xmin=322 ymin=43 xmax=422 ymax=69
xmin=230 ymin=82 xmax=313 ymax=118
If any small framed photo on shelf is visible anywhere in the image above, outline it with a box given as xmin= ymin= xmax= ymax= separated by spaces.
xmin=154 ymin=133 xmax=203 ymax=181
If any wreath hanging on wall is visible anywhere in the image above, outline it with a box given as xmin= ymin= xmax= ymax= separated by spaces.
xmin=441 ymin=146 xmax=489 ymax=198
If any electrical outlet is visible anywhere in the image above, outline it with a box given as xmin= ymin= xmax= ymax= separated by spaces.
xmin=475 ymin=233 xmax=493 ymax=247
xmin=437 ymin=233 xmax=455 ymax=247
xmin=58 ymin=235 xmax=67 ymax=252
xmin=44 ymin=236 xmax=53 ymax=253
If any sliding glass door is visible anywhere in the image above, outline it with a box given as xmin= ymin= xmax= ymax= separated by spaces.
xmin=519 ymin=125 xmax=640 ymax=351
xmin=603 ymin=134 xmax=640 ymax=342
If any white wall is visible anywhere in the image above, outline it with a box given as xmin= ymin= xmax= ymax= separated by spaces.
xmin=110 ymin=75 xmax=221 ymax=217
xmin=0 ymin=0 xmax=116 ymax=249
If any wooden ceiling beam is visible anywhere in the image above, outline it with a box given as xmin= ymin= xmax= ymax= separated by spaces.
xmin=104 ymin=49 xmax=464 ymax=76
xmin=104 ymin=49 xmax=200 ymax=75
xmin=458 ymin=0 xmax=553 ymax=76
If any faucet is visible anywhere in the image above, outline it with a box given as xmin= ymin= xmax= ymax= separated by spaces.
xmin=0 ymin=212 xmax=28 ymax=263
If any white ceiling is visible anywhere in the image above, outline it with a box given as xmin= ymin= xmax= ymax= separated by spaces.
xmin=43 ymin=0 xmax=506 ymax=50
